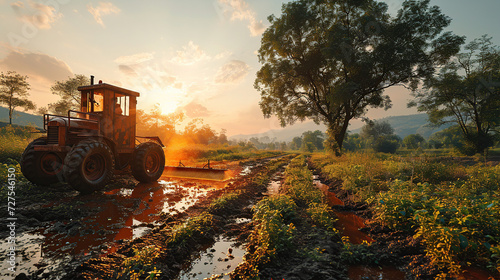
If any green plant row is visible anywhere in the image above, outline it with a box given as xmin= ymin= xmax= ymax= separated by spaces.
xmin=311 ymin=152 xmax=500 ymax=278
xmin=233 ymin=155 xmax=338 ymax=279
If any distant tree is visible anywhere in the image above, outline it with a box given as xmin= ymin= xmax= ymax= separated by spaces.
xmin=373 ymin=135 xmax=401 ymax=153
xmin=301 ymin=130 xmax=324 ymax=151
xmin=255 ymin=0 xmax=464 ymax=156
xmin=360 ymin=121 xmax=394 ymax=141
xmin=136 ymin=104 xmax=184 ymax=143
xmin=343 ymin=133 xmax=364 ymax=152
xmin=411 ymin=35 xmax=500 ymax=155
xmin=42 ymin=74 xmax=89 ymax=115
xmin=360 ymin=121 xmax=400 ymax=153
xmin=290 ymin=136 xmax=302 ymax=150
xmin=428 ymin=125 xmax=467 ymax=151
xmin=0 ymin=71 xmax=35 ymax=124
xmin=403 ymin=134 xmax=425 ymax=149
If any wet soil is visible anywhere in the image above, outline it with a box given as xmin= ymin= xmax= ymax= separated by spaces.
xmin=0 ymin=157 xmax=273 ymax=280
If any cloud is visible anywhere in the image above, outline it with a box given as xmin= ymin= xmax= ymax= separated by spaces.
xmin=171 ymin=41 xmax=211 ymax=65
xmin=87 ymin=2 xmax=120 ymax=27
xmin=115 ymin=52 xmax=182 ymax=94
xmin=214 ymin=60 xmax=249 ymax=84
xmin=0 ymin=50 xmax=72 ymax=83
xmin=0 ymin=49 xmax=74 ymax=108
xmin=11 ymin=0 xmax=63 ymax=29
xmin=114 ymin=52 xmax=155 ymax=65
xmin=217 ymin=0 xmax=266 ymax=36
xmin=179 ymin=101 xmax=211 ymax=118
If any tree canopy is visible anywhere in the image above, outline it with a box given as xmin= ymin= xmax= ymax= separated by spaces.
xmin=40 ymin=74 xmax=89 ymax=115
xmin=411 ymin=35 xmax=500 ymax=155
xmin=255 ymin=0 xmax=464 ymax=155
xmin=0 ymin=71 xmax=35 ymax=124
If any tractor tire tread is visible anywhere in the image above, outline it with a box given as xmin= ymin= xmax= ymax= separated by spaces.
xmin=131 ymin=142 xmax=165 ymax=183
xmin=63 ymin=139 xmax=114 ymax=194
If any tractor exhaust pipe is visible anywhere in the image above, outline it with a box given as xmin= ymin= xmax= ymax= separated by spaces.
xmin=90 ymin=75 xmax=94 ymax=85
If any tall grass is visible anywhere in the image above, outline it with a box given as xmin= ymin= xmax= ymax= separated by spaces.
xmin=0 ymin=125 xmax=39 ymax=162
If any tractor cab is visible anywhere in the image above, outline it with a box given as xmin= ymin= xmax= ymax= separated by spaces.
xmin=77 ymin=81 xmax=139 ymax=153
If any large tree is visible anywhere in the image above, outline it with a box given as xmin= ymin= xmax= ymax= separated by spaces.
xmin=42 ymin=74 xmax=89 ymax=115
xmin=410 ymin=35 xmax=500 ymax=155
xmin=0 ymin=71 xmax=35 ymax=124
xmin=255 ymin=0 xmax=464 ymax=155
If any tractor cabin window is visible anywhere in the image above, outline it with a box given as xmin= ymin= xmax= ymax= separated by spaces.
xmin=81 ymin=91 xmax=104 ymax=114
xmin=115 ymin=94 xmax=129 ymax=116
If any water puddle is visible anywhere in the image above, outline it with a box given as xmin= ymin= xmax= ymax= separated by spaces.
xmin=4 ymin=178 xmax=224 ymax=278
xmin=178 ymin=235 xmax=245 ymax=280
xmin=348 ymin=265 xmax=406 ymax=280
xmin=0 ymin=233 xmax=45 ymax=277
xmin=313 ymin=176 xmax=373 ymax=244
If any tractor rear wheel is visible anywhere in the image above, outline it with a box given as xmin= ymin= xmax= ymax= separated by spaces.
xmin=20 ymin=137 xmax=64 ymax=186
xmin=131 ymin=142 xmax=165 ymax=182
xmin=64 ymin=139 xmax=114 ymax=194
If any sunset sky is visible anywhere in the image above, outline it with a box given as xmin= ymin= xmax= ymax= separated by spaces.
xmin=1 ymin=0 xmax=499 ymax=136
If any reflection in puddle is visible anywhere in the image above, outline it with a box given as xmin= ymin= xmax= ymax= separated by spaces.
xmin=8 ymin=178 xmax=221 ymax=278
xmin=178 ymin=235 xmax=245 ymax=280
xmin=348 ymin=265 xmax=406 ymax=280
xmin=313 ymin=178 xmax=373 ymax=244
xmin=0 ymin=233 xmax=45 ymax=278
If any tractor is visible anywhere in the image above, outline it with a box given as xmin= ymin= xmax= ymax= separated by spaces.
xmin=20 ymin=77 xmax=165 ymax=193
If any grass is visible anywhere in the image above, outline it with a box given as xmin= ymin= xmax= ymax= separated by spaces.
xmin=0 ymin=125 xmax=39 ymax=162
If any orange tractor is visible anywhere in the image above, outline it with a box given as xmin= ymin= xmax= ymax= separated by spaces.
xmin=20 ymin=77 xmax=165 ymax=193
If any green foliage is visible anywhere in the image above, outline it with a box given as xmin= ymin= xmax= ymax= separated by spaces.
xmin=207 ymin=192 xmax=240 ymax=214
xmin=412 ymin=35 xmax=500 ymax=154
xmin=312 ymin=152 xmax=500 ymax=277
xmin=251 ymin=195 xmax=298 ymax=262
xmin=373 ymin=135 xmax=401 ymax=154
xmin=403 ymin=134 xmax=426 ymax=149
xmin=39 ymin=74 xmax=89 ymax=115
xmin=283 ymin=156 xmax=323 ymax=205
xmin=119 ymin=246 xmax=161 ymax=280
xmin=306 ymin=203 xmax=338 ymax=233
xmin=301 ymin=130 xmax=324 ymax=151
xmin=340 ymin=236 xmax=376 ymax=265
xmin=0 ymin=125 xmax=38 ymax=162
xmin=255 ymin=0 xmax=463 ymax=154
xmin=0 ymin=71 xmax=35 ymax=125
xmin=168 ymin=212 xmax=214 ymax=248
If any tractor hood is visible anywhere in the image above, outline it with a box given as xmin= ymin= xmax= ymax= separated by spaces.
xmin=47 ymin=116 xmax=99 ymax=130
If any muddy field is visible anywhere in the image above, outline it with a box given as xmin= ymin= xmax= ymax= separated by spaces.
xmin=1 ymin=155 xmax=499 ymax=280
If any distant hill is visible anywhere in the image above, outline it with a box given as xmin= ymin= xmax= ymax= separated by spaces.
xmin=350 ymin=114 xmax=453 ymax=139
xmin=0 ymin=106 xmax=43 ymax=128
xmin=230 ymin=113 xmax=452 ymax=142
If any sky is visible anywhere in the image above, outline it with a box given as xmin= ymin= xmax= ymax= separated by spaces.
xmin=0 ymin=0 xmax=499 ymax=136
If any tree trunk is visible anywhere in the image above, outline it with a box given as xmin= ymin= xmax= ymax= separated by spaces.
xmin=327 ymin=119 xmax=350 ymax=157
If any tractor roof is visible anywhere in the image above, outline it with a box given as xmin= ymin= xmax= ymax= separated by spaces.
xmin=78 ymin=83 xmax=140 ymax=97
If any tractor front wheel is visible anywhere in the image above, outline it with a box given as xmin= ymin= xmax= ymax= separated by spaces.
xmin=131 ymin=142 xmax=165 ymax=182
xmin=21 ymin=137 xmax=64 ymax=186
xmin=64 ymin=139 xmax=114 ymax=194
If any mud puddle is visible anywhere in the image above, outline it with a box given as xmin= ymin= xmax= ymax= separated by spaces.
xmin=178 ymin=234 xmax=245 ymax=280
xmin=313 ymin=175 xmax=373 ymax=244
xmin=1 ymin=178 xmax=221 ymax=279
xmin=313 ymin=175 xmax=405 ymax=279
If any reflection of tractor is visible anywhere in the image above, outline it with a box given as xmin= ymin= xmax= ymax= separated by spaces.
xmin=20 ymin=77 xmax=165 ymax=193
